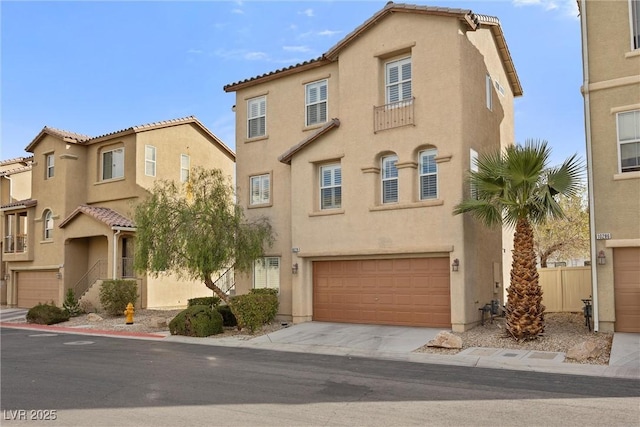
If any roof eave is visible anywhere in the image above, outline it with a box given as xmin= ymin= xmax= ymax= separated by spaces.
xmin=224 ymin=58 xmax=330 ymax=93
xmin=278 ymin=118 xmax=341 ymax=164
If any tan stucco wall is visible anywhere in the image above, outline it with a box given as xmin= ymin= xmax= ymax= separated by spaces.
xmin=583 ymin=0 xmax=640 ymax=331
xmin=233 ymin=12 xmax=515 ymax=330
xmin=145 ymin=272 xmax=213 ymax=309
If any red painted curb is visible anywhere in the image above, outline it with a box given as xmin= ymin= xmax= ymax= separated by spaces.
xmin=0 ymin=322 xmax=167 ymax=339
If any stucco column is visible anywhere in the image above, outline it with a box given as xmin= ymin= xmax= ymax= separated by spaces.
xmin=396 ymin=161 xmax=417 ymax=204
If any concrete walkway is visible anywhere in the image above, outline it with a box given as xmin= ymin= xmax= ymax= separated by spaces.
xmin=2 ymin=308 xmax=638 ymax=380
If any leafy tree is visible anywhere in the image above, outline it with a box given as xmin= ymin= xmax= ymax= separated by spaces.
xmin=533 ymin=186 xmax=590 ymax=268
xmin=453 ymin=140 xmax=583 ymax=341
xmin=133 ymin=167 xmax=274 ymax=304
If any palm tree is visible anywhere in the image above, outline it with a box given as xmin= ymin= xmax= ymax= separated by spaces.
xmin=454 ymin=140 xmax=583 ymax=341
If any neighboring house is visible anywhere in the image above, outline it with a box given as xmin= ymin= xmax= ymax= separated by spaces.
xmin=224 ymin=3 xmax=522 ymax=331
xmin=579 ymin=0 xmax=640 ymax=332
xmin=1 ymin=116 xmax=235 ymax=310
xmin=0 ymin=156 xmax=33 ymax=304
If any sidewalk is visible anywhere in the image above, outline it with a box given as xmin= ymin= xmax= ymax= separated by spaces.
xmin=2 ymin=310 xmax=638 ymax=380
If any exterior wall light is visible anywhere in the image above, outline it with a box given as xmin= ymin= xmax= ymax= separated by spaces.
xmin=597 ymin=250 xmax=606 ymax=265
xmin=292 ymin=263 xmax=299 ymax=274
xmin=451 ymin=258 xmax=460 ymax=272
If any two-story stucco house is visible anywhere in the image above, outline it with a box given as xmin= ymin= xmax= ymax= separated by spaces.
xmin=1 ymin=156 xmax=34 ymax=304
xmin=579 ymin=0 xmax=640 ymax=332
xmin=224 ymin=3 xmax=522 ymax=331
xmin=1 ymin=116 xmax=235 ymax=310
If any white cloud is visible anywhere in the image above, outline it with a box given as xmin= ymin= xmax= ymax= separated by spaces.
xmin=299 ymin=8 xmax=314 ymax=17
xmin=512 ymin=0 xmax=578 ymax=18
xmin=244 ymin=51 xmax=269 ymax=61
xmin=231 ymin=8 xmax=244 ymax=15
xmin=283 ymin=45 xmax=311 ymax=53
xmin=317 ymin=29 xmax=342 ymax=37
xmin=187 ymin=48 xmax=203 ymax=55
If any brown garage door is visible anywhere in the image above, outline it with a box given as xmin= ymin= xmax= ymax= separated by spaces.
xmin=17 ymin=271 xmax=59 ymax=308
xmin=614 ymin=248 xmax=640 ymax=332
xmin=313 ymin=258 xmax=451 ymax=327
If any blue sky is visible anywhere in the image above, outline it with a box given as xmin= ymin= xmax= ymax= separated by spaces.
xmin=1 ymin=0 xmax=584 ymax=166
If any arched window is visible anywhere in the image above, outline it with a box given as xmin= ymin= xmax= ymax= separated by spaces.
xmin=44 ymin=210 xmax=53 ymax=240
xmin=419 ymin=149 xmax=438 ymax=200
xmin=381 ymin=155 xmax=398 ymax=203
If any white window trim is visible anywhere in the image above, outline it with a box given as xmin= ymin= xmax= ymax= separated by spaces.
xmin=101 ymin=147 xmax=124 ymax=181
xmin=381 ymin=155 xmax=399 ymax=204
xmin=486 ymin=74 xmax=493 ymax=111
xmin=419 ymin=149 xmax=438 ymax=200
xmin=247 ymin=96 xmax=267 ymax=138
xmin=46 ymin=153 xmax=54 ymax=179
xmin=616 ymin=109 xmax=640 ymax=173
xmin=180 ymin=154 xmax=190 ymax=183
xmin=253 ymin=256 xmax=280 ymax=290
xmin=250 ymin=173 xmax=271 ymax=205
xmin=145 ymin=145 xmax=156 ymax=177
xmin=305 ymin=80 xmax=328 ymax=127
xmin=385 ymin=57 xmax=412 ymax=105
xmin=44 ymin=210 xmax=53 ymax=240
xmin=320 ymin=163 xmax=342 ymax=210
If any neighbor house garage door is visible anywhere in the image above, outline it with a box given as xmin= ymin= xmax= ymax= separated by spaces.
xmin=17 ymin=271 xmax=59 ymax=308
xmin=313 ymin=258 xmax=451 ymax=327
xmin=614 ymin=247 xmax=640 ymax=332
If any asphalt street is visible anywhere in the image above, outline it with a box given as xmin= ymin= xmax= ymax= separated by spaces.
xmin=1 ymin=328 xmax=639 ymax=426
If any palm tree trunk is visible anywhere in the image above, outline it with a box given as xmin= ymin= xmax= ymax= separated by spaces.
xmin=505 ymin=217 xmax=545 ymax=340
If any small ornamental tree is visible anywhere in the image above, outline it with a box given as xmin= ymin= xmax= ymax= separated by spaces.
xmin=133 ymin=167 xmax=274 ymax=305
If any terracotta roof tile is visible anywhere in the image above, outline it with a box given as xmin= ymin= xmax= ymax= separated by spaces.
xmin=0 ymin=198 xmax=37 ymax=210
xmin=0 ymin=165 xmax=32 ymax=176
xmin=42 ymin=127 xmax=92 ymax=142
xmin=0 ymin=156 xmax=34 ymax=166
xmin=278 ymin=118 xmax=341 ymax=164
xmin=59 ymin=205 xmax=135 ymax=229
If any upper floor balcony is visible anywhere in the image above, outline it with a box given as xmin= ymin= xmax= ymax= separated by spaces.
xmin=373 ymin=98 xmax=415 ymax=133
xmin=3 ymin=234 xmax=27 ymax=253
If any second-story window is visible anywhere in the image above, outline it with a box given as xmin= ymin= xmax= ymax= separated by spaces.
xmin=306 ymin=80 xmax=328 ymax=126
xmin=486 ymin=75 xmax=493 ymax=111
xmin=44 ymin=210 xmax=53 ymax=240
xmin=248 ymin=96 xmax=266 ymax=138
xmin=102 ymin=148 xmax=124 ymax=180
xmin=320 ymin=163 xmax=342 ymax=210
xmin=470 ymin=149 xmax=479 ymax=199
xmin=618 ymin=110 xmax=640 ymax=173
xmin=381 ymin=155 xmax=398 ymax=204
xmin=632 ymin=0 xmax=640 ymax=50
xmin=419 ymin=149 xmax=438 ymax=200
xmin=145 ymin=145 xmax=156 ymax=177
xmin=45 ymin=153 xmax=54 ymax=179
xmin=250 ymin=174 xmax=270 ymax=205
xmin=386 ymin=57 xmax=412 ymax=105
xmin=181 ymin=154 xmax=190 ymax=183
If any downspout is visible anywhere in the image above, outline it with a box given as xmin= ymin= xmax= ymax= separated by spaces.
xmin=580 ymin=0 xmax=599 ymax=331
xmin=112 ymin=229 xmax=121 ymax=280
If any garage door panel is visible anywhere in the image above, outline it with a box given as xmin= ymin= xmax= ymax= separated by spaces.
xmin=313 ymin=258 xmax=451 ymax=328
xmin=17 ymin=271 xmax=59 ymax=308
xmin=614 ymin=247 xmax=640 ymax=333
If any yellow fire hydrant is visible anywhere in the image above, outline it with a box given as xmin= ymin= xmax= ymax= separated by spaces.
xmin=124 ymin=302 xmax=135 ymax=325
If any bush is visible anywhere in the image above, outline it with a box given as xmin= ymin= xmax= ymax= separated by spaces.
xmin=187 ymin=296 xmax=221 ymax=309
xmin=99 ymin=280 xmax=138 ymax=316
xmin=216 ymin=304 xmax=237 ymax=327
xmin=26 ymin=302 xmax=70 ymax=325
xmin=230 ymin=289 xmax=279 ymax=333
xmin=169 ymin=305 xmax=223 ymax=337
xmin=62 ymin=288 xmax=82 ymax=317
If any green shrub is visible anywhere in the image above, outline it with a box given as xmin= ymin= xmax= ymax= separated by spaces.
xmin=99 ymin=280 xmax=138 ymax=316
xmin=230 ymin=289 xmax=279 ymax=333
xmin=187 ymin=296 xmax=221 ymax=309
xmin=216 ymin=304 xmax=237 ymax=327
xmin=62 ymin=288 xmax=82 ymax=317
xmin=169 ymin=305 xmax=223 ymax=337
xmin=26 ymin=302 xmax=70 ymax=325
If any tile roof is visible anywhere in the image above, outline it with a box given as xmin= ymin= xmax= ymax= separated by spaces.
xmin=278 ymin=118 xmax=341 ymax=164
xmin=224 ymin=2 xmax=522 ymax=96
xmin=0 ymin=165 xmax=32 ymax=176
xmin=0 ymin=156 xmax=34 ymax=166
xmin=0 ymin=198 xmax=37 ymax=211
xmin=59 ymin=205 xmax=136 ymax=229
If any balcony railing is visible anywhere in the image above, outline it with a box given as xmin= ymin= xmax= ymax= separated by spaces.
xmin=3 ymin=235 xmax=27 ymax=253
xmin=373 ymin=98 xmax=415 ymax=133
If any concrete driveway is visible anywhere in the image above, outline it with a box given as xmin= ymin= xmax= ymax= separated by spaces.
xmin=249 ymin=321 xmax=442 ymax=354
